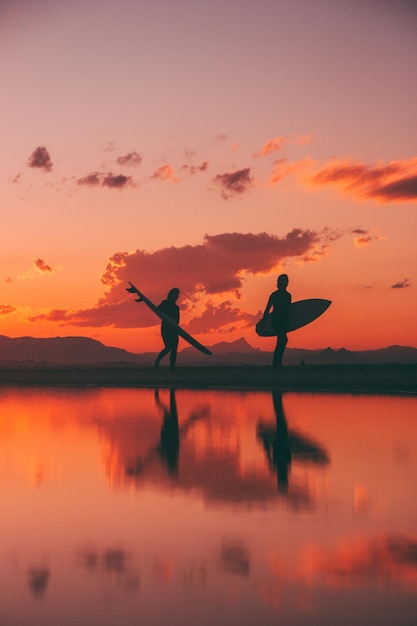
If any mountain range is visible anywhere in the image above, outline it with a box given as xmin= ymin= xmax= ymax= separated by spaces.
xmin=0 ymin=335 xmax=416 ymax=365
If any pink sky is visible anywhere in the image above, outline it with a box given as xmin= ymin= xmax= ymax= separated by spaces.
xmin=1 ymin=0 xmax=416 ymax=352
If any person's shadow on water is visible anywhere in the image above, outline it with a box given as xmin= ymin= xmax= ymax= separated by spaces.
xmin=257 ymin=391 xmax=330 ymax=494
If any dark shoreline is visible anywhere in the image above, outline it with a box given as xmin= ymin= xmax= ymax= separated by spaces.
xmin=0 ymin=363 xmax=416 ymax=395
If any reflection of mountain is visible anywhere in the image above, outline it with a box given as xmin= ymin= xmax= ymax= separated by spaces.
xmin=1 ymin=335 xmax=416 ymax=364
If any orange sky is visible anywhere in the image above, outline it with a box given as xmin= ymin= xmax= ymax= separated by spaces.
xmin=1 ymin=0 xmax=416 ymax=352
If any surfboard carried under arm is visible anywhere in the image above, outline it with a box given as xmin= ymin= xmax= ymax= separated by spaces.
xmin=256 ymin=298 xmax=332 ymax=337
xmin=127 ymin=282 xmax=212 ymax=356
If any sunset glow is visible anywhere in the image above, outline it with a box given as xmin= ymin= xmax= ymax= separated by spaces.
xmin=1 ymin=0 xmax=416 ymax=353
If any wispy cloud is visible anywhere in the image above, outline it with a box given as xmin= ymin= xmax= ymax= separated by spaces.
xmin=116 ymin=152 xmax=143 ymax=167
xmin=180 ymin=161 xmax=209 ymax=175
xmin=18 ymin=258 xmax=56 ymax=280
xmin=308 ymin=157 xmax=417 ymax=202
xmin=28 ymin=146 xmax=53 ymax=172
xmin=391 ymin=278 xmax=411 ymax=289
xmin=76 ymin=172 xmax=134 ymax=189
xmin=253 ymin=136 xmax=286 ymax=158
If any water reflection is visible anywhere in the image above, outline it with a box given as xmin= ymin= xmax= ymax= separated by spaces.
xmin=257 ymin=391 xmax=330 ymax=495
xmin=0 ymin=387 xmax=416 ymax=625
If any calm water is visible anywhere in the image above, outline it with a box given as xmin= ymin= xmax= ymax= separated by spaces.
xmin=0 ymin=387 xmax=416 ymax=626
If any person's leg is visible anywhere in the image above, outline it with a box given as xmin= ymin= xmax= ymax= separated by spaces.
xmin=154 ymin=346 xmax=170 ymax=368
xmin=272 ymin=332 xmax=288 ymax=367
xmin=169 ymin=336 xmax=179 ymax=370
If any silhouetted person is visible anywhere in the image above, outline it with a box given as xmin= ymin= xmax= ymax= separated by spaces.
xmin=155 ymin=388 xmax=180 ymax=475
xmin=263 ymin=273 xmax=291 ymax=367
xmin=154 ymin=287 xmax=180 ymax=369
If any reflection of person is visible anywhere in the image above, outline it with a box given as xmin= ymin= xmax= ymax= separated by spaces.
xmin=257 ymin=391 xmax=292 ymax=492
xmin=154 ymin=288 xmax=180 ymax=370
xmin=263 ymin=274 xmax=291 ymax=368
xmin=155 ymin=388 xmax=180 ymax=475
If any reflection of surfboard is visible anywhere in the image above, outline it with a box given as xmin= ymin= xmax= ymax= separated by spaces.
xmin=127 ymin=282 xmax=212 ymax=356
xmin=256 ymin=299 xmax=331 ymax=337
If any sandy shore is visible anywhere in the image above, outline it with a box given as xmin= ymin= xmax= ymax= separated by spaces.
xmin=0 ymin=363 xmax=416 ymax=394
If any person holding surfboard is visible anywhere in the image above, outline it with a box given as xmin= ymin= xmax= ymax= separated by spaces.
xmin=263 ymin=274 xmax=291 ymax=367
xmin=154 ymin=287 xmax=181 ymax=370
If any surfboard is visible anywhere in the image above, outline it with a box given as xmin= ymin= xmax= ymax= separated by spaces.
xmin=127 ymin=282 xmax=212 ymax=356
xmin=256 ymin=299 xmax=331 ymax=337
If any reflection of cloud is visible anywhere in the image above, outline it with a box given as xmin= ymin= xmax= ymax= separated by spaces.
xmin=220 ymin=542 xmax=250 ymax=577
xmin=299 ymin=534 xmax=417 ymax=591
xmin=27 ymin=229 xmax=332 ymax=330
xmin=27 ymin=146 xmax=52 ymax=172
xmin=391 ymin=278 xmax=411 ymax=289
xmin=213 ymin=167 xmax=253 ymax=199
xmin=78 ymin=546 xmax=140 ymax=594
xmin=28 ymin=567 xmax=50 ymax=598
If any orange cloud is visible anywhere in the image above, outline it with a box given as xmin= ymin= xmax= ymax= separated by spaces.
xmin=0 ymin=304 xmax=16 ymax=315
xmin=185 ymin=300 xmax=259 ymax=334
xmin=18 ymin=258 xmax=56 ymax=280
xmin=27 ymin=146 xmax=53 ymax=172
xmin=308 ymin=157 xmax=417 ymax=202
xmin=213 ymin=168 xmax=253 ymax=199
xmin=27 ymin=229 xmax=335 ymax=331
xmin=150 ymin=164 xmax=179 ymax=183
xmin=253 ymin=136 xmax=286 ymax=158
xmin=269 ymin=158 xmax=310 ymax=185
xmin=34 ymin=258 xmax=52 ymax=273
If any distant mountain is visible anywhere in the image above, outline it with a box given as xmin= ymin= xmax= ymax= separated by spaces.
xmin=0 ymin=335 xmax=145 ymax=365
xmin=0 ymin=335 xmax=416 ymax=365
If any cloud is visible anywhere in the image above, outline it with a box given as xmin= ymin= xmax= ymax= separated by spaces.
xmin=269 ymin=158 xmax=310 ymax=185
xmin=27 ymin=229 xmax=337 ymax=331
xmin=391 ymin=278 xmax=411 ymax=289
xmin=27 ymin=146 xmax=53 ymax=172
xmin=350 ymin=228 xmax=386 ymax=248
xmin=180 ymin=161 xmax=209 ymax=175
xmin=77 ymin=172 xmax=102 ymax=187
xmin=34 ymin=258 xmax=52 ymax=273
xmin=253 ymin=136 xmax=286 ymax=158
xmin=185 ymin=300 xmax=260 ymax=334
xmin=76 ymin=172 xmax=134 ymax=189
xmin=308 ymin=157 xmax=417 ymax=203
xmin=0 ymin=304 xmax=16 ymax=315
xmin=102 ymin=173 xmax=133 ymax=189
xmin=213 ymin=168 xmax=253 ymax=199
xmin=18 ymin=258 xmax=55 ymax=280
xmin=5 ymin=277 xmax=12 ymax=283
xmin=150 ymin=164 xmax=179 ymax=183
xmin=116 ymin=152 xmax=143 ymax=167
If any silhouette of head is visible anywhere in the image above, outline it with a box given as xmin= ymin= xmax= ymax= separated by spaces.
xmin=167 ymin=287 xmax=180 ymax=302
xmin=277 ymin=274 xmax=289 ymax=289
